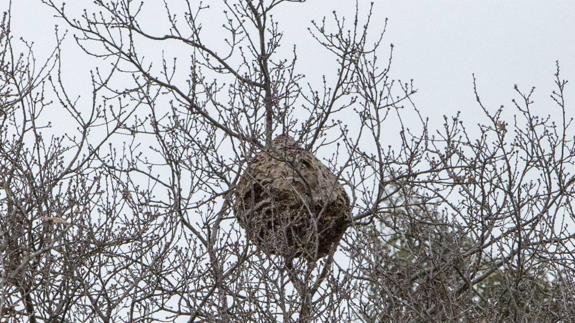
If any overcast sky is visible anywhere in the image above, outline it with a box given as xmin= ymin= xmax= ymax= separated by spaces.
xmin=10 ymin=0 xmax=575 ymax=129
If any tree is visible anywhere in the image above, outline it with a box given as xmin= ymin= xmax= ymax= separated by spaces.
xmin=1 ymin=0 xmax=574 ymax=321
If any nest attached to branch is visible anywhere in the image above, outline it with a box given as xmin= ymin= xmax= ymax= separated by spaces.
xmin=234 ymin=135 xmax=350 ymax=261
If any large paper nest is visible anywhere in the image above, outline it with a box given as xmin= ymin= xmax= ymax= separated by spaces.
xmin=234 ymin=135 xmax=350 ymax=261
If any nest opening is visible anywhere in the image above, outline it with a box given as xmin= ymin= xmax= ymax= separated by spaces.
xmin=234 ymin=135 xmax=350 ymax=261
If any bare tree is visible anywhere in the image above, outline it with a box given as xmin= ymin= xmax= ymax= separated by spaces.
xmin=1 ymin=0 xmax=574 ymax=321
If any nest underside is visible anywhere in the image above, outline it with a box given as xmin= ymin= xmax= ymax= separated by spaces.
xmin=234 ymin=142 xmax=350 ymax=261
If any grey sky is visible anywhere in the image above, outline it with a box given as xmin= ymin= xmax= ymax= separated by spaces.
xmin=9 ymin=0 xmax=575 ymax=128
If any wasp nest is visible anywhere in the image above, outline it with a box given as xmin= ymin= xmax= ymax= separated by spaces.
xmin=234 ymin=135 xmax=350 ymax=261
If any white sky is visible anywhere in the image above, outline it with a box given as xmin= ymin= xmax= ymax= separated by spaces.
xmin=276 ymin=1 xmax=575 ymax=125
xmin=11 ymin=0 xmax=575 ymax=130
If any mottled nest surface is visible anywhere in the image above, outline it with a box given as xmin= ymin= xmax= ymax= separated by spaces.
xmin=234 ymin=135 xmax=350 ymax=261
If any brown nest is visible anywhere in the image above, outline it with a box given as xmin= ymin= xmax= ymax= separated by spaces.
xmin=234 ymin=135 xmax=350 ymax=261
